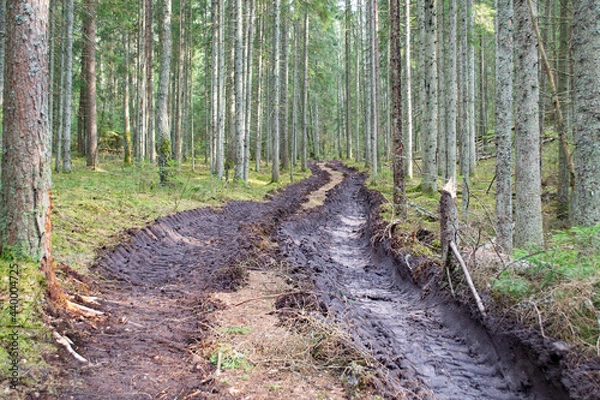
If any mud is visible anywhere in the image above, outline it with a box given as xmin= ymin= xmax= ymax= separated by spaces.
xmin=55 ymin=164 xmax=330 ymax=399
xmin=54 ymin=162 xmax=600 ymax=399
xmin=276 ymin=162 xmax=600 ymax=399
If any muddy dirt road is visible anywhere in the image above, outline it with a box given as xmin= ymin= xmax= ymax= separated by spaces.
xmin=278 ymin=166 xmax=571 ymax=399
xmin=55 ymin=162 xmax=598 ymax=399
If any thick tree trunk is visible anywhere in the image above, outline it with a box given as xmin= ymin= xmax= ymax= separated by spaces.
xmin=1 ymin=0 xmax=51 ymax=259
xmin=84 ymin=0 xmax=98 ymax=169
xmin=495 ymin=0 xmax=514 ymax=253
xmin=572 ymin=0 xmax=600 ymax=226
xmin=514 ymin=0 xmax=543 ymax=247
xmin=421 ymin=0 xmax=438 ymax=193
xmin=157 ymin=0 xmax=172 ymax=184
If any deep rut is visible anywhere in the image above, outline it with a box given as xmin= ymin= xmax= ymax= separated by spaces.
xmin=277 ymin=165 xmax=567 ymax=399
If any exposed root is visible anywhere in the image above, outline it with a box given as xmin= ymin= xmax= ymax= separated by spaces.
xmin=53 ymin=331 xmax=88 ymax=363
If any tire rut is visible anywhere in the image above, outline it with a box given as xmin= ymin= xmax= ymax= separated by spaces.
xmin=277 ymin=164 xmax=567 ymax=400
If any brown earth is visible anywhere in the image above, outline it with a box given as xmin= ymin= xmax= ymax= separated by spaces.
xmin=46 ymin=162 xmax=600 ymax=399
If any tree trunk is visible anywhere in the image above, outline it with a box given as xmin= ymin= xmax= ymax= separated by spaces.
xmin=233 ymin=0 xmax=245 ymax=181
xmin=217 ymin=0 xmax=226 ymax=179
xmin=145 ymin=0 xmax=155 ymax=164
xmin=391 ymin=0 xmax=406 ymax=218
xmin=243 ymin=0 xmax=255 ymax=183
xmin=173 ymin=0 xmax=185 ymax=164
xmin=301 ymin=12 xmax=309 ymax=171
xmin=135 ymin=0 xmax=145 ymax=161
xmin=345 ymin=0 xmax=351 ymax=158
xmin=421 ymin=0 xmax=438 ymax=193
xmin=123 ymin=32 xmax=132 ymax=166
xmin=271 ymin=0 xmax=281 ymax=182
xmin=495 ymin=0 xmax=514 ymax=254
xmin=556 ymin=0 xmax=571 ymax=219
xmin=84 ymin=0 xmax=98 ymax=169
xmin=1 ymin=0 xmax=51 ymax=260
xmin=446 ymin=0 xmax=458 ymax=184
xmin=514 ymin=0 xmax=543 ymax=247
xmin=281 ymin=1 xmax=290 ymax=170
xmin=459 ymin=0 xmax=469 ymax=213
xmin=157 ymin=0 xmax=172 ymax=184
xmin=292 ymin=17 xmax=300 ymax=173
xmin=404 ymin=0 xmax=413 ymax=178
xmin=571 ymin=0 xmax=600 ymax=226
xmin=255 ymin=12 xmax=265 ymax=172
xmin=438 ymin=0 xmax=447 ymax=180
xmin=467 ymin=0 xmax=476 ymax=174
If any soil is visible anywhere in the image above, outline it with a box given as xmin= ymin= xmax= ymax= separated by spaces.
xmin=49 ymin=162 xmax=600 ymax=399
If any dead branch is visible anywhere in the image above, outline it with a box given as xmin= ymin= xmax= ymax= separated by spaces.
xmin=232 ymin=291 xmax=315 ymax=307
xmin=450 ymin=241 xmax=487 ymax=318
xmin=53 ymin=331 xmax=88 ymax=363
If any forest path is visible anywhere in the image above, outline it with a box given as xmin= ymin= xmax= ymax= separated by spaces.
xmin=55 ymin=162 xmax=588 ymax=399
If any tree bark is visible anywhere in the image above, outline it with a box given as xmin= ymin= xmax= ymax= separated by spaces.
xmin=233 ymin=0 xmax=245 ymax=181
xmin=571 ymin=0 xmax=600 ymax=226
xmin=84 ymin=0 xmax=97 ymax=169
xmin=157 ymin=0 xmax=172 ymax=184
xmin=271 ymin=0 xmax=281 ymax=182
xmin=281 ymin=0 xmax=290 ymax=170
xmin=421 ymin=0 xmax=438 ymax=193
xmin=446 ymin=0 xmax=458 ymax=184
xmin=404 ymin=0 xmax=413 ymax=178
xmin=1 ymin=0 xmax=51 ymax=259
xmin=514 ymin=0 xmax=543 ymax=247
xmin=495 ymin=0 xmax=514 ymax=253
xmin=301 ymin=12 xmax=309 ymax=171
xmin=145 ymin=0 xmax=155 ymax=164
xmin=391 ymin=0 xmax=406 ymax=218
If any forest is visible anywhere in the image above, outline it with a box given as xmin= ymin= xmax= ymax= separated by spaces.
xmin=1 ymin=0 xmax=599 ymax=398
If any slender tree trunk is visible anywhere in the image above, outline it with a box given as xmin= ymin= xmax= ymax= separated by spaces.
xmin=217 ymin=0 xmax=226 ymax=180
xmin=495 ymin=0 xmax=514 ymax=254
xmin=557 ymin=0 xmax=571 ymax=219
xmin=173 ymin=0 xmax=185 ymax=164
xmin=84 ymin=0 xmax=97 ymax=169
xmin=281 ymin=1 xmax=290 ymax=170
xmin=467 ymin=0 xmax=476 ymax=174
xmin=122 ymin=32 xmax=132 ymax=166
xmin=56 ymin=5 xmax=65 ymax=173
xmin=301 ymin=12 xmax=308 ymax=171
xmin=157 ymin=0 xmax=172 ymax=184
xmin=438 ymin=0 xmax=447 ymax=180
xmin=145 ymin=0 xmax=155 ymax=164
xmin=446 ymin=0 xmax=458 ymax=184
xmin=404 ymin=0 xmax=413 ymax=178
xmin=210 ymin=1 xmax=219 ymax=173
xmin=345 ymin=0 xmax=351 ymax=158
xmin=371 ymin=0 xmax=380 ymax=175
xmin=459 ymin=0 xmax=469 ymax=212
xmin=243 ymin=0 xmax=255 ymax=183
xmin=292 ymin=17 xmax=300 ymax=172
xmin=0 ymin=0 xmax=5 ymax=106
xmin=1 ymin=0 xmax=51 ymax=259
xmin=421 ymin=0 xmax=438 ymax=193
xmin=391 ymin=0 xmax=406 ymax=217
xmin=255 ymin=12 xmax=265 ymax=172
xmin=514 ymin=0 xmax=543 ymax=247
xmin=233 ymin=0 xmax=245 ymax=181
xmin=571 ymin=0 xmax=600 ymax=226
xmin=135 ymin=0 xmax=146 ymax=161
xmin=271 ymin=0 xmax=281 ymax=182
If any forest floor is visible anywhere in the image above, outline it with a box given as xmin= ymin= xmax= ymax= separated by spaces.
xmin=38 ymin=162 xmax=600 ymax=398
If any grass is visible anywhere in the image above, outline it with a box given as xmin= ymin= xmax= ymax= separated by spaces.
xmin=347 ymin=140 xmax=600 ymax=355
xmin=0 ymin=154 xmax=311 ymax=394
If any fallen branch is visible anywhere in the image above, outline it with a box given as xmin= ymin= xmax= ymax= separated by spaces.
xmin=449 ymin=240 xmax=487 ymax=318
xmin=53 ymin=331 xmax=88 ymax=363
xmin=407 ymin=198 xmax=438 ymax=221
xmin=65 ymin=299 xmax=104 ymax=318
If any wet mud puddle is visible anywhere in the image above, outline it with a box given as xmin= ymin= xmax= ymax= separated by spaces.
xmin=280 ymin=171 xmax=560 ymax=400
